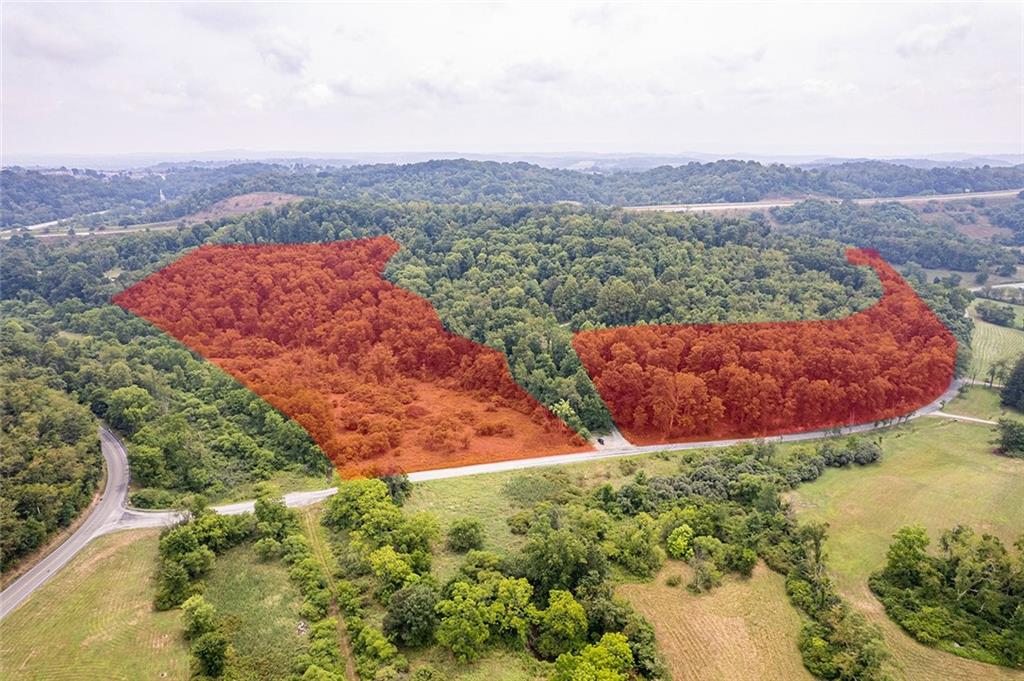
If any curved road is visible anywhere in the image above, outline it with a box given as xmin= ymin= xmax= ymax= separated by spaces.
xmin=0 ymin=378 xmax=970 ymax=620
xmin=0 ymin=428 xmax=131 ymax=620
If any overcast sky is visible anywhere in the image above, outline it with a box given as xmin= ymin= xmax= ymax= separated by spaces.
xmin=2 ymin=2 xmax=1021 ymax=160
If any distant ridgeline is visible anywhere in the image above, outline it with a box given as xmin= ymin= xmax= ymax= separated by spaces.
xmin=3 ymin=158 xmax=1023 ymax=228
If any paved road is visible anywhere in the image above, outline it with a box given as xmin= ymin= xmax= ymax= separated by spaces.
xmin=624 ymin=188 xmax=1023 ymax=214
xmin=5 ymin=189 xmax=1020 ymax=241
xmin=0 ymin=427 xmax=130 ymax=620
xmin=0 ymin=377 xmax=967 ymax=620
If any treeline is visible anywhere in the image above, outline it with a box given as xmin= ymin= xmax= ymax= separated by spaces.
xmin=987 ymin=197 xmax=1024 ymax=243
xmin=0 ymin=164 xmax=286 ymax=229
xmin=574 ymin=249 xmax=956 ymax=443
xmin=142 ymin=159 xmax=1024 ymax=219
xmin=870 ymin=525 xmax=1023 ymax=668
xmin=1 ymin=232 xmax=330 ymax=505
xmin=0 ymin=338 xmax=101 ymax=570
xmin=6 ymin=159 xmax=1024 ymax=229
xmin=772 ymin=200 xmax=1018 ymax=272
xmin=975 ymin=300 xmax=1018 ymax=327
xmin=1 ymin=168 xmax=162 ymax=228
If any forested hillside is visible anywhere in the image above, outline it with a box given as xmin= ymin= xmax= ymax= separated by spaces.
xmin=2 ymin=199 xmax=976 ymax=473
xmin=0 ymin=332 xmax=101 ymax=569
xmin=4 ymin=159 xmax=1023 ymax=229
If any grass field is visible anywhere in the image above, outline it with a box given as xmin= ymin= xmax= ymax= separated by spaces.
xmin=968 ymin=301 xmax=1024 ymax=379
xmin=791 ymin=418 xmax=1024 ymax=680
xmin=206 ymin=469 xmax=334 ymax=505
xmin=943 ymin=384 xmax=1024 ymax=421
xmin=619 ymin=562 xmax=813 ymax=681
xmin=203 ymin=543 xmax=308 ymax=680
xmin=0 ymin=530 xmax=189 ymax=680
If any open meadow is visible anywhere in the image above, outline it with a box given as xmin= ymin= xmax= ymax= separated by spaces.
xmin=203 ymin=543 xmax=309 ymax=680
xmin=619 ymin=562 xmax=813 ymax=681
xmin=791 ymin=418 xmax=1024 ymax=680
xmin=943 ymin=383 xmax=1024 ymax=421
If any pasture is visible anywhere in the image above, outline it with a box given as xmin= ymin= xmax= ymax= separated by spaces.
xmin=619 ymin=562 xmax=813 ymax=681
xmin=791 ymin=418 xmax=1024 ymax=680
xmin=943 ymin=384 xmax=1024 ymax=421
xmin=968 ymin=300 xmax=1024 ymax=379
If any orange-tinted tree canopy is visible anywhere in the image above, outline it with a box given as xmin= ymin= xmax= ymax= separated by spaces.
xmin=113 ymin=236 xmax=588 ymax=477
xmin=572 ymin=248 xmax=956 ymax=444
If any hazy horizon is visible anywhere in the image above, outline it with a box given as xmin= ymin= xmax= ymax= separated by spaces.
xmin=3 ymin=2 xmax=1021 ymax=160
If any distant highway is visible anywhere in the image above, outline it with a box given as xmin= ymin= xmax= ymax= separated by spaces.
xmin=624 ymin=188 xmax=1023 ymax=213
xmin=0 ymin=378 xmax=968 ymax=619
xmin=3 ymin=188 xmax=1020 ymax=241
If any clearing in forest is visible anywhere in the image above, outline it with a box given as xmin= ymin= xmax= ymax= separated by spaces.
xmin=114 ymin=236 xmax=587 ymax=477
xmin=574 ymin=249 xmax=956 ymax=444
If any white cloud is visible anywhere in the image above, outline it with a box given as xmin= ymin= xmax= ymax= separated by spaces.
xmin=256 ymin=31 xmax=309 ymax=75
xmin=3 ymin=13 xmax=115 ymax=63
xmin=180 ymin=3 xmax=269 ymax=32
xmin=712 ymin=46 xmax=767 ymax=72
xmin=896 ymin=17 xmax=972 ymax=57
xmin=1 ymin=2 xmax=1019 ymax=157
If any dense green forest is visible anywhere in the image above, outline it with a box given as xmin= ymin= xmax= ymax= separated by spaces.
xmin=1 ymin=229 xmax=330 ymax=514
xmin=0 ymin=337 xmax=102 ymax=569
xmin=772 ymin=200 xmax=1018 ymax=272
xmin=4 ymin=159 xmax=1023 ymax=229
xmin=0 ymin=168 xmax=163 ymax=228
xmin=1 ymin=200 xmax=976 ymax=448
xmin=0 ymin=164 xmax=284 ymax=228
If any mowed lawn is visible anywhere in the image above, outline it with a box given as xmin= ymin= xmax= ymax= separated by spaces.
xmin=203 ymin=544 xmax=309 ymax=680
xmin=968 ymin=301 xmax=1024 ymax=378
xmin=0 ymin=530 xmax=189 ymax=680
xmin=619 ymin=562 xmax=813 ymax=681
xmin=791 ymin=418 xmax=1024 ymax=681
xmin=943 ymin=384 xmax=1024 ymax=422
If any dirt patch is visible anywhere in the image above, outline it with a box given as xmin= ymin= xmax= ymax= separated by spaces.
xmin=188 ymin=192 xmax=303 ymax=222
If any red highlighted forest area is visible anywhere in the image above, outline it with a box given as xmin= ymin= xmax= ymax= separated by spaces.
xmin=114 ymin=236 xmax=588 ymax=477
xmin=573 ymin=248 xmax=956 ymax=444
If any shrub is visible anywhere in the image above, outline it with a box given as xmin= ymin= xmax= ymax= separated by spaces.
xmin=536 ymin=590 xmax=588 ymax=659
xmin=383 ymin=583 xmax=440 ymax=647
xmin=446 ymin=518 xmax=484 ymax=553
xmin=129 ymin=488 xmax=177 ymax=509
xmin=253 ymin=537 xmax=282 ymax=561
xmin=181 ymin=594 xmax=217 ymax=640
xmin=666 ymin=524 xmax=694 ymax=560
xmin=191 ymin=630 xmax=230 ymax=677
